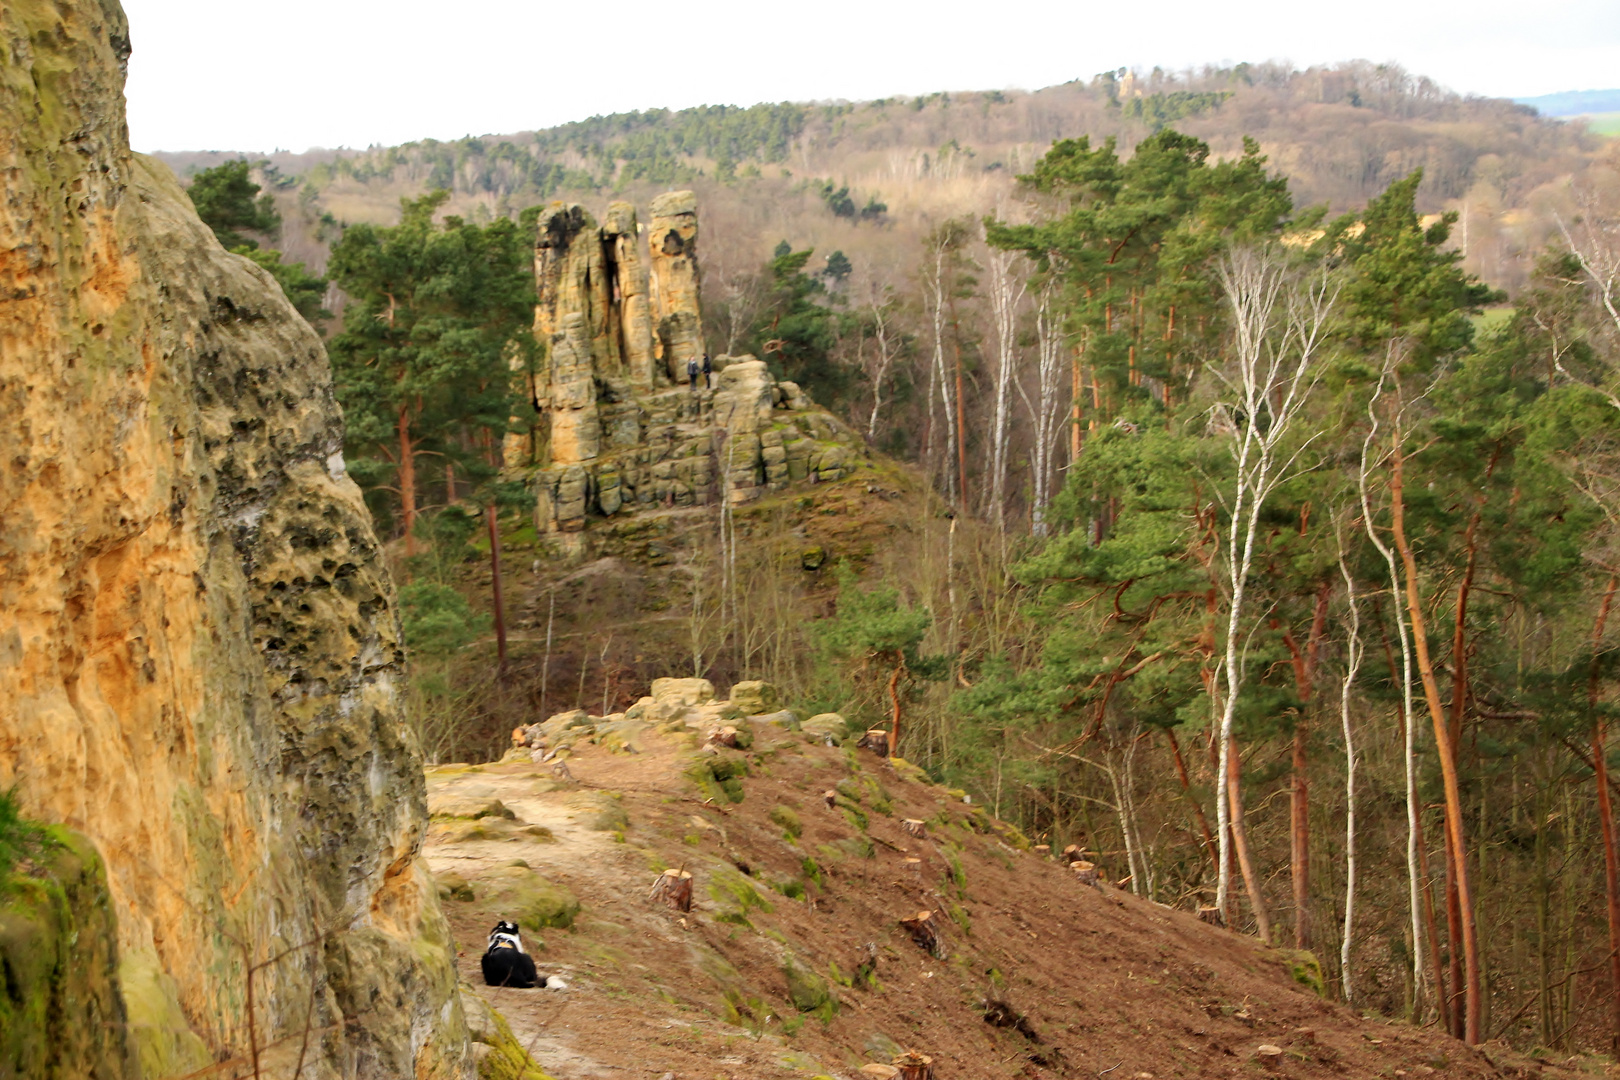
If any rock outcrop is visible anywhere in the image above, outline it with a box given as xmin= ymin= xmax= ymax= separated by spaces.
xmin=505 ymin=195 xmax=862 ymax=536
xmin=646 ymin=190 xmax=705 ymax=383
xmin=0 ymin=2 xmax=468 ymax=1076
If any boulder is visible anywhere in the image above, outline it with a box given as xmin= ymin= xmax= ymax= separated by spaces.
xmin=427 ymin=794 xmax=517 ymax=822
xmin=651 ymin=678 xmax=716 ymax=707
xmin=802 ymin=713 xmax=848 ymax=739
xmin=755 ymin=709 xmax=801 ymax=731
xmin=729 ymin=680 xmax=780 ymax=715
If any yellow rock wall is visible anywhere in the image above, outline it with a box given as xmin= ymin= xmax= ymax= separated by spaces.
xmin=0 ymin=2 xmax=469 ymax=1075
xmin=647 ymin=190 xmax=707 ymax=383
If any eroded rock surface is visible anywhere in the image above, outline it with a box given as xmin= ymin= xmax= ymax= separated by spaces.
xmin=0 ymin=2 xmax=469 ymax=1075
xmin=505 ymin=195 xmax=863 ymax=536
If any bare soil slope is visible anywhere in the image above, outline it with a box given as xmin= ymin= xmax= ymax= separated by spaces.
xmin=426 ymin=693 xmax=1540 ymax=1080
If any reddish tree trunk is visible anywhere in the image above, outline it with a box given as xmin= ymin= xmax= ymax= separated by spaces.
xmin=1391 ymin=443 xmax=1481 ymax=1044
xmin=1280 ymin=581 xmax=1332 ymax=951
xmin=487 ymin=503 xmax=507 ymax=672
xmin=1228 ymin=734 xmax=1272 ymax=942
xmin=1166 ymin=727 xmax=1218 ymax=871
xmin=397 ymin=405 xmax=417 ymax=559
xmin=1591 ymin=576 xmax=1620 ymax=1054
xmin=886 ymin=664 xmax=903 ymax=757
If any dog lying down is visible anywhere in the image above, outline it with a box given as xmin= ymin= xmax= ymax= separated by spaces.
xmin=481 ymin=920 xmax=567 ymax=989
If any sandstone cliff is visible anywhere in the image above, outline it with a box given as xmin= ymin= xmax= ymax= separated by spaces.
xmin=505 ymin=195 xmax=862 ymax=536
xmin=0 ymin=2 xmax=468 ymax=1076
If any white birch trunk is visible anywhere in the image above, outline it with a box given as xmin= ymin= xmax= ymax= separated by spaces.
xmin=1359 ymin=363 xmax=1428 ymax=1016
xmin=1336 ymin=523 xmax=1365 ymax=1003
xmin=1211 ymin=248 xmax=1335 ymax=923
xmin=986 ymin=248 xmax=1026 ymax=531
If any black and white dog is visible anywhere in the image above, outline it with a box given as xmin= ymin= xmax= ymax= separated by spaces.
xmin=481 ymin=920 xmax=541 ymax=988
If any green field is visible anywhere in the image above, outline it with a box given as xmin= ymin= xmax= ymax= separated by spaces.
xmin=1581 ymin=111 xmax=1620 ymax=136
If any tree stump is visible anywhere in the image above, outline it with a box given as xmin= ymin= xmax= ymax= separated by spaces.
xmin=891 ymin=1051 xmax=934 ymax=1080
xmin=859 ymin=729 xmax=890 ymax=754
xmin=823 ymin=789 xmax=839 ymax=809
xmin=551 ymin=758 xmax=574 ymax=781
xmin=1061 ymin=844 xmax=1087 ymax=864
xmin=859 ymin=1067 xmax=899 ymax=1079
xmin=708 ymin=726 xmax=740 ymax=748
xmin=901 ymin=818 xmax=927 ymax=838
xmin=649 ymin=869 xmax=694 ymax=912
xmin=1033 ymin=844 xmax=1050 ymax=857
xmin=899 ymin=909 xmax=944 ymax=958
xmin=1071 ymin=860 xmax=1099 ymax=887
xmin=1197 ymin=905 xmax=1225 ymax=928
xmin=1255 ymin=1044 xmax=1284 ymax=1070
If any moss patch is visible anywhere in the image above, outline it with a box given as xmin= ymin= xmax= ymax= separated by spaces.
xmin=1275 ymin=948 xmax=1326 ymax=996
xmin=0 ymin=829 xmax=135 ymax=1079
xmin=481 ymin=866 xmax=581 ymax=932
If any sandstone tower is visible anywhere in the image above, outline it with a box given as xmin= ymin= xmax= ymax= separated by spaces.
xmin=505 ymin=194 xmax=861 ymax=536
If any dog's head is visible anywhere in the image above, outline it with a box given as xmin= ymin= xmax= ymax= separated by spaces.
xmin=490 ymin=920 xmax=519 ymax=938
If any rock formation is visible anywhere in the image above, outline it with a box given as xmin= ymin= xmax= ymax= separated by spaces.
xmin=505 ymin=194 xmax=862 ymax=535
xmin=646 ymin=190 xmax=706 ymax=382
xmin=0 ymin=2 xmax=469 ymax=1076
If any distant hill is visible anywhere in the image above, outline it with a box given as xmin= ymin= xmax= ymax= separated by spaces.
xmin=1514 ymin=89 xmax=1620 ymax=116
xmin=152 ymin=60 xmax=1606 ymax=303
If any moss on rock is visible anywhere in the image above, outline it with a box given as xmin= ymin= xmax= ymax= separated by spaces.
xmin=0 ymin=830 xmax=136 ymax=1079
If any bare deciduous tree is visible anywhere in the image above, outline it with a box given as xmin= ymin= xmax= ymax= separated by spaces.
xmin=1208 ymin=246 xmax=1336 ymax=935
xmin=985 ymin=246 xmax=1027 ymax=531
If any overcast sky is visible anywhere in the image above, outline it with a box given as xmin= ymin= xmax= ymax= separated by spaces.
xmin=122 ymin=0 xmax=1620 ymax=153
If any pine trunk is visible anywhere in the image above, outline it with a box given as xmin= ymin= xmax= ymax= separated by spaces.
xmin=397 ymin=404 xmax=417 ymax=559
xmin=1228 ymin=734 xmax=1272 ymax=943
xmin=1391 ymin=444 xmax=1481 ymax=1043
xmin=487 ymin=503 xmax=507 ymax=672
xmin=1591 ymin=576 xmax=1620 ymax=1054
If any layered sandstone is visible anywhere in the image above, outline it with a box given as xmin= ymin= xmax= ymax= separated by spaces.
xmin=646 ymin=190 xmax=706 ymax=382
xmin=505 ymin=195 xmax=861 ymax=534
xmin=0 ymin=2 xmax=468 ymax=1076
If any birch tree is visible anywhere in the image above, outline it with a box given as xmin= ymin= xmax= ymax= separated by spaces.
xmin=1020 ymin=278 xmax=1068 ymax=537
xmin=985 ymin=246 xmax=1027 ymax=531
xmin=1209 ymin=246 xmax=1336 ymax=933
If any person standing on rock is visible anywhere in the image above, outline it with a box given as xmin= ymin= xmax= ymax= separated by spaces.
xmin=687 ymin=357 xmax=700 ymax=393
xmin=702 ymin=353 xmax=712 ymax=388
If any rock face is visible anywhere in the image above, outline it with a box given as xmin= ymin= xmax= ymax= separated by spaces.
xmin=505 ymin=194 xmax=862 ymax=535
xmin=0 ymin=2 xmax=468 ymax=1076
xmin=646 ymin=190 xmax=706 ymax=383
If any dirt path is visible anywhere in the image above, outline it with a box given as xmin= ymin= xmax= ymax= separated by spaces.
xmin=424 ymin=693 xmax=1574 ymax=1080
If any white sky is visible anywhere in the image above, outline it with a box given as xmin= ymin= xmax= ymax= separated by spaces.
xmin=122 ymin=0 xmax=1620 ymax=153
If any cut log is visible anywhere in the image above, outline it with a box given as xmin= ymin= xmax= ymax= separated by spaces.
xmin=901 ymin=818 xmax=927 ymax=838
xmin=891 ymin=1051 xmax=934 ymax=1080
xmin=823 ymin=789 xmax=839 ymax=809
xmin=1071 ymin=861 xmax=1099 ymax=887
xmin=511 ymin=725 xmax=526 ymax=746
xmin=859 ymin=1067 xmax=899 ymax=1079
xmin=649 ymin=868 xmax=694 ymax=912
xmin=1197 ymin=904 xmax=1225 ymax=928
xmin=858 ymin=729 xmax=891 ymax=754
xmin=899 ymin=909 xmax=944 ymax=958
